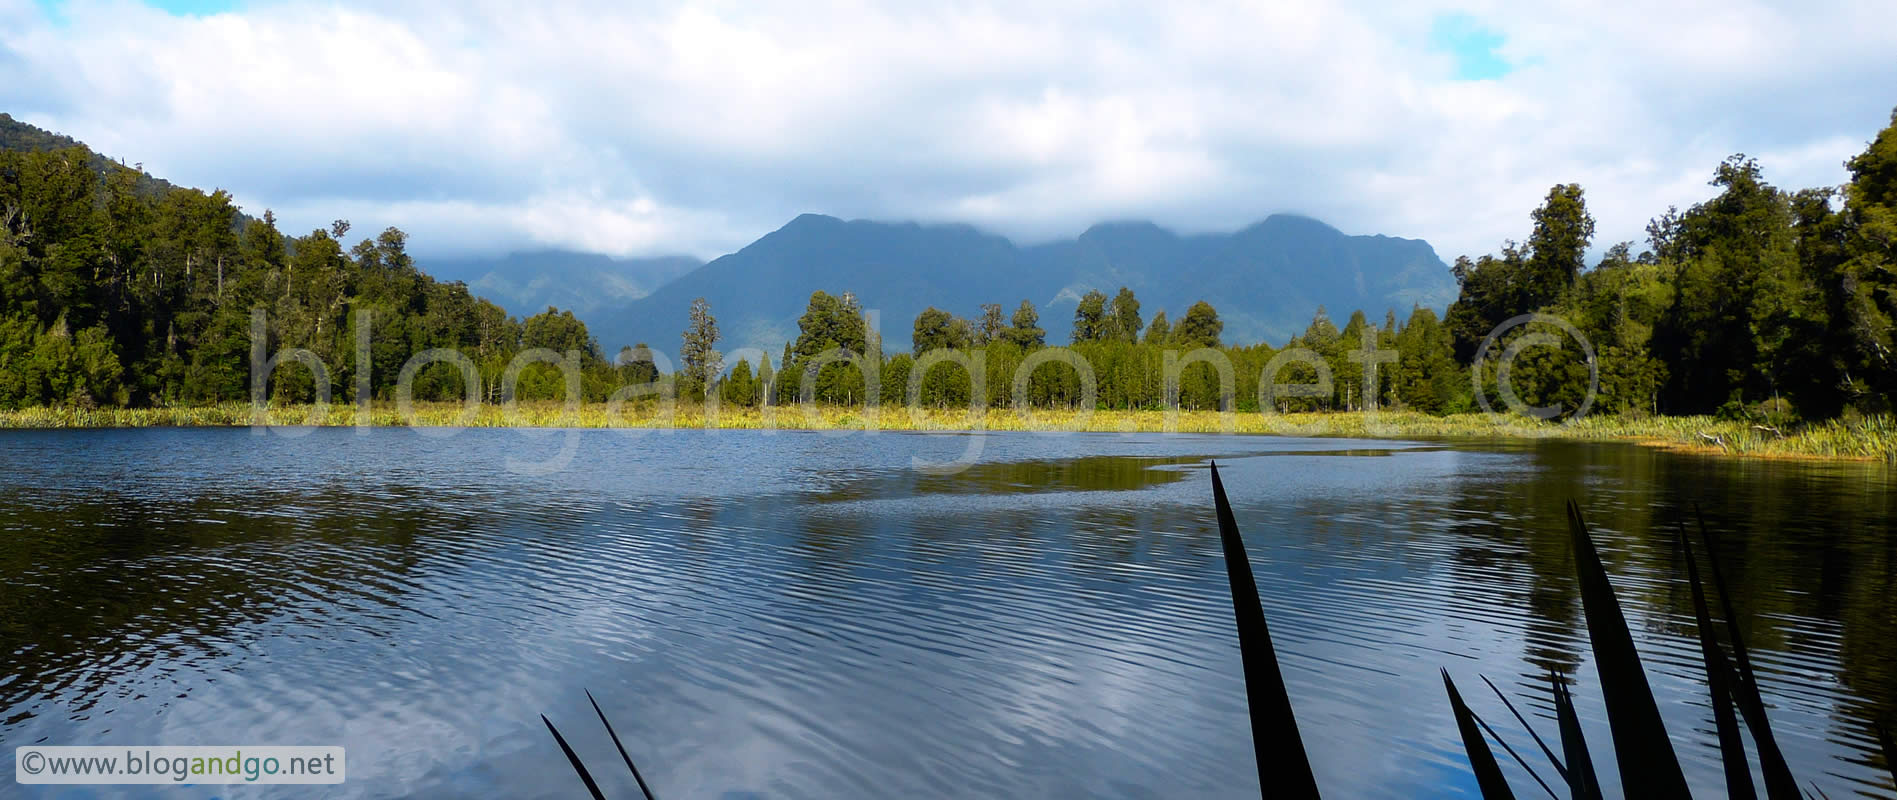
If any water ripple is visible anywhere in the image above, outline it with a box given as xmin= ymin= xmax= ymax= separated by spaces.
xmin=0 ymin=429 xmax=1890 ymax=798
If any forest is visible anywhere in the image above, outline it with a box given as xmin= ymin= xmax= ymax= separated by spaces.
xmin=2 ymin=108 xmax=1895 ymax=429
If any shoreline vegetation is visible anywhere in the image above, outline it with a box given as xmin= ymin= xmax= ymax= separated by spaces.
xmin=3 ymin=403 xmax=1891 ymax=463
xmin=5 ymin=110 xmax=1897 ymax=467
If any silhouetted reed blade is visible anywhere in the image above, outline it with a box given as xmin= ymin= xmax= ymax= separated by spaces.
xmin=588 ymin=689 xmax=659 ymax=800
xmin=1694 ymin=505 xmax=1800 ymax=797
xmin=1208 ymin=461 xmax=1322 ymax=798
xmin=1443 ymin=670 xmax=1519 ymax=800
xmin=1430 ymin=504 xmax=1813 ymax=798
xmin=1679 ymin=523 xmax=1756 ymax=800
xmin=542 ymin=713 xmax=607 ymax=800
xmin=1480 ymin=674 xmax=1567 ymax=787
xmin=543 ymin=692 xmax=659 ymax=800
xmin=1467 ymin=677 xmax=1558 ymax=798
xmin=1550 ymin=673 xmax=1603 ymax=800
xmin=1564 ymin=501 xmax=1693 ymax=796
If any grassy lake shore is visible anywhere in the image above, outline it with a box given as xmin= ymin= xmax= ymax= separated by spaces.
xmin=3 ymin=402 xmax=1894 ymax=464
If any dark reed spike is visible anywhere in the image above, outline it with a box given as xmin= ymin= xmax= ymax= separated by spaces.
xmin=1551 ymin=673 xmax=1604 ymax=800
xmin=1445 ymin=670 xmax=1518 ymax=800
xmin=1469 ymin=700 xmax=1560 ymax=799
xmin=1693 ymin=503 xmax=1800 ymax=799
xmin=1809 ymin=782 xmax=1831 ymax=800
xmin=1876 ymin=722 xmax=1895 ymax=786
xmin=1208 ymin=461 xmax=1321 ymax=798
xmin=1564 ymin=501 xmax=1692 ymax=798
xmin=1679 ymin=523 xmax=1756 ymax=800
xmin=542 ymin=714 xmax=608 ymax=800
xmin=1693 ymin=505 xmax=1754 ymax=679
xmin=1481 ymin=674 xmax=1568 ymax=782
xmin=588 ymin=689 xmax=659 ymax=800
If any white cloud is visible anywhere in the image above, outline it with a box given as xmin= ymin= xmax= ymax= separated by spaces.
xmin=3 ymin=0 xmax=1891 ymax=262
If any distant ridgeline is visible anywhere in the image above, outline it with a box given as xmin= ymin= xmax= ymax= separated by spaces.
xmin=600 ymin=212 xmax=1458 ymax=359
xmin=3 ymin=108 xmax=1897 ymax=422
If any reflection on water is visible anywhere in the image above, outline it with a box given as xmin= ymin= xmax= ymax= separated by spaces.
xmin=811 ymin=453 xmax=1198 ymax=502
xmin=0 ymin=429 xmax=1891 ymax=798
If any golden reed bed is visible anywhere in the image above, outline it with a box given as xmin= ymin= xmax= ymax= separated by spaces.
xmin=4 ymin=403 xmax=1893 ymax=464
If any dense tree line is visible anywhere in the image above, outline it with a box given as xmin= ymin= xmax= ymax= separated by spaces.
xmin=8 ymin=107 xmax=1897 ymax=425
xmin=699 ymin=286 xmax=1446 ymax=414
xmin=1442 ymin=109 xmax=1897 ymax=422
xmin=0 ymin=144 xmax=640 ymax=409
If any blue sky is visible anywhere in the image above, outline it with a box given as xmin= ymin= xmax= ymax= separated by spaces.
xmin=1429 ymin=13 xmax=1511 ymax=81
xmin=35 ymin=0 xmax=237 ymax=21
xmin=4 ymin=0 xmax=1891 ymax=261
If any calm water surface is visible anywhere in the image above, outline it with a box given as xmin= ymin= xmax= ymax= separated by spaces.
xmin=1 ymin=428 xmax=1893 ymax=798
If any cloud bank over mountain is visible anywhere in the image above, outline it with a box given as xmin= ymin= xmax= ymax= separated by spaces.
xmin=4 ymin=0 xmax=1891 ymax=264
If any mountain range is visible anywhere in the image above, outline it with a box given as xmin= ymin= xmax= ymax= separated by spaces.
xmin=424 ymin=250 xmax=702 ymax=343
xmin=5 ymin=112 xmax=1459 ymax=359
xmin=592 ymin=213 xmax=1457 ymax=360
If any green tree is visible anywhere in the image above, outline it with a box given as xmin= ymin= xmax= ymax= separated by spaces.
xmin=524 ymin=307 xmax=595 ymax=355
xmin=1335 ymin=309 xmax=1370 ymax=410
xmin=912 ymin=306 xmax=971 ymax=354
xmin=1650 ymin=156 xmax=1801 ymax=413
xmin=1144 ymin=311 xmax=1171 ymax=345
xmin=1108 ymin=287 xmax=1142 ymax=342
xmin=1393 ymin=306 xmax=1462 ymax=414
xmin=722 ymin=358 xmax=756 ymax=407
xmin=1834 ymin=108 xmax=1897 ymax=410
xmin=789 ymin=290 xmax=868 ymax=360
xmin=1072 ymin=289 xmax=1108 ymax=343
xmin=756 ymin=352 xmax=775 ymax=405
xmin=618 ymin=343 xmax=660 ymax=385
xmin=974 ymin=303 xmax=1005 ymax=345
xmin=1445 ymin=251 xmax=1518 ymax=362
xmin=680 ymin=296 xmax=721 ymax=401
xmin=881 ymin=352 xmax=914 ymax=406
xmin=1523 ymin=183 xmax=1595 ymax=305
xmin=783 ymin=290 xmax=869 ymax=405
xmin=1174 ymin=301 xmax=1223 ymax=349
xmin=1004 ymin=300 xmax=1045 ymax=349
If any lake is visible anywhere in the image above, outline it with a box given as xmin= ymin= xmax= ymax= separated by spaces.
xmin=1 ymin=427 xmax=1893 ymax=798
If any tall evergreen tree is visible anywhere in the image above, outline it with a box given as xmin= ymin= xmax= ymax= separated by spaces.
xmin=1072 ymin=289 xmax=1108 ymax=344
xmin=1005 ymin=300 xmax=1045 ymax=349
xmin=1524 ymin=183 xmax=1595 ymax=305
xmin=680 ymin=296 xmax=721 ymax=400
xmin=1108 ymin=287 xmax=1142 ymax=342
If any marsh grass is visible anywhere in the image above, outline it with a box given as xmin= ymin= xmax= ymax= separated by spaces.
xmin=4 ymin=402 xmax=1892 ymax=463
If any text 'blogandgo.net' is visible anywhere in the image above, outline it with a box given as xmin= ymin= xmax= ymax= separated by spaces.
xmin=16 ymin=746 xmax=345 ymax=784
